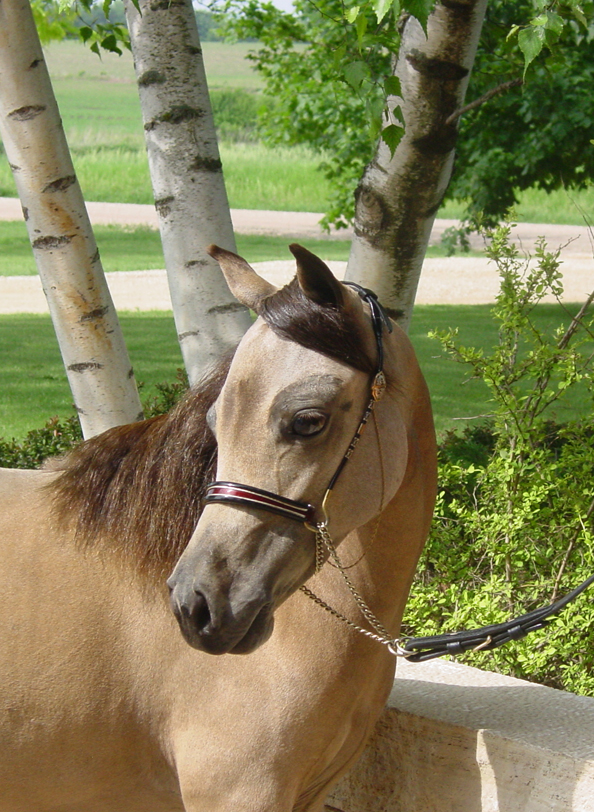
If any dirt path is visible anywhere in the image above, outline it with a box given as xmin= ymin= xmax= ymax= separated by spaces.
xmin=1 ymin=197 xmax=592 ymax=313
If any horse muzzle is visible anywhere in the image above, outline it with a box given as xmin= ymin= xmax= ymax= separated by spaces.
xmin=167 ymin=578 xmax=275 ymax=655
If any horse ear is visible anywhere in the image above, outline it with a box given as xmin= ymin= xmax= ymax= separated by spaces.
xmin=207 ymin=245 xmax=277 ymax=312
xmin=289 ymin=243 xmax=346 ymax=308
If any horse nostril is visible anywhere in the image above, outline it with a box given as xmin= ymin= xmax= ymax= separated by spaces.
xmin=190 ymin=590 xmax=212 ymax=633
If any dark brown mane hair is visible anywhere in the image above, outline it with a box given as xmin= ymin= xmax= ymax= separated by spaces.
xmin=51 ymin=274 xmax=374 ymax=577
xmin=51 ymin=352 xmax=232 ymax=576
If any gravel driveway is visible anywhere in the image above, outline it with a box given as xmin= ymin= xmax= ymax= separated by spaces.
xmin=1 ymin=197 xmax=592 ymax=313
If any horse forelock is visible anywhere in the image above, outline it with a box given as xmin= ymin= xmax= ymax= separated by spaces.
xmin=260 ymin=278 xmax=375 ymax=374
xmin=50 ymin=351 xmax=233 ymax=578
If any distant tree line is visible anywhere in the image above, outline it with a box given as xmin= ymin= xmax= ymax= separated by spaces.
xmin=72 ymin=2 xmax=226 ymax=42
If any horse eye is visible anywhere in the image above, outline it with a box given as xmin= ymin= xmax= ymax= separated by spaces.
xmin=291 ymin=410 xmax=328 ymax=437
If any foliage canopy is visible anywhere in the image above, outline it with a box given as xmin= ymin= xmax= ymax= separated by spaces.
xmin=221 ymin=0 xmax=594 ymax=229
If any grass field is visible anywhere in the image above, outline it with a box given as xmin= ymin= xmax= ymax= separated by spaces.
xmin=0 ymin=223 xmax=358 ymax=276
xmin=1 ymin=304 xmax=590 ymax=440
xmin=43 ymin=39 xmax=263 ymax=90
xmin=0 ymin=221 xmax=467 ymax=276
xmin=0 ymin=139 xmax=334 ymax=212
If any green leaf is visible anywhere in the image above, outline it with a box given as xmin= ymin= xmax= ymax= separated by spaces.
xmin=544 ymin=11 xmax=564 ymax=37
xmin=403 ymin=0 xmax=433 ymax=32
xmin=355 ymin=12 xmax=368 ymax=45
xmin=343 ymin=60 xmax=370 ymax=91
xmin=101 ymin=34 xmax=122 ymax=55
xmin=373 ymin=0 xmax=393 ymax=24
xmin=506 ymin=24 xmax=520 ymax=41
xmin=345 ymin=5 xmax=360 ymax=24
xmin=381 ymin=122 xmax=404 ymax=156
xmin=384 ymin=75 xmax=401 ymax=96
xmin=530 ymin=13 xmax=549 ymax=26
xmin=332 ymin=45 xmax=347 ymax=72
xmin=518 ymin=26 xmax=546 ymax=75
xmin=367 ymin=97 xmax=385 ymax=140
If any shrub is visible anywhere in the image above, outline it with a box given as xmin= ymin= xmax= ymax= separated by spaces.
xmin=210 ymin=89 xmax=261 ymax=142
xmin=0 ymin=370 xmax=188 ymax=470
xmin=0 ymin=415 xmax=82 ymax=469
xmin=403 ymin=224 xmax=594 ymax=695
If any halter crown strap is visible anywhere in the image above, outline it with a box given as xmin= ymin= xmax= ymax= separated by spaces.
xmin=343 ymin=282 xmax=392 ymax=373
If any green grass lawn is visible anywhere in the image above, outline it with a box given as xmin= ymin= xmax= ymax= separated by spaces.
xmin=0 ymin=221 xmax=462 ymax=276
xmin=0 ymin=312 xmax=183 ymax=438
xmin=1 ymin=304 xmax=590 ymax=441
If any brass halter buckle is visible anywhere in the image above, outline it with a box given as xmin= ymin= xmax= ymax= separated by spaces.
xmin=371 ymin=371 xmax=387 ymax=402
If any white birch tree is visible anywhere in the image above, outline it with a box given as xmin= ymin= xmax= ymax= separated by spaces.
xmin=124 ymin=0 xmax=252 ymax=385
xmin=345 ymin=0 xmax=489 ymax=332
xmin=0 ymin=0 xmax=144 ymax=438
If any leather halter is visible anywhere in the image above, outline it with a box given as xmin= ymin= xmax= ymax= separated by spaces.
xmin=203 ymin=283 xmax=392 ymax=529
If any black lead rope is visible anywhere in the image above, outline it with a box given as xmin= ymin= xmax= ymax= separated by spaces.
xmin=402 ymin=572 xmax=594 ymax=662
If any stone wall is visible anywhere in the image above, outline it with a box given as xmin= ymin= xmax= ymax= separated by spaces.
xmin=328 ymin=658 xmax=594 ymax=811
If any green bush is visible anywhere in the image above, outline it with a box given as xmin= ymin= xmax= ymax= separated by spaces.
xmin=404 ymin=224 xmax=594 ymax=695
xmin=210 ymin=89 xmax=261 ymax=142
xmin=0 ymin=415 xmax=82 ymax=469
xmin=0 ymin=371 xmax=188 ymax=469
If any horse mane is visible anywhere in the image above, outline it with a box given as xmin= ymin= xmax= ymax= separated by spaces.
xmin=51 ymin=352 xmax=232 ymax=576
xmin=50 ymin=275 xmax=374 ymax=577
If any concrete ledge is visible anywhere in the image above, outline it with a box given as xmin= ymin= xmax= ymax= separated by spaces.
xmin=329 ymin=659 xmax=594 ymax=811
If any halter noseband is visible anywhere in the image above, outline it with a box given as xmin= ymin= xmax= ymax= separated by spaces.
xmin=203 ymin=283 xmax=392 ymax=531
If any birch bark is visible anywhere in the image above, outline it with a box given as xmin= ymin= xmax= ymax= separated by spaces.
xmin=124 ymin=0 xmax=251 ymax=384
xmin=0 ymin=0 xmax=143 ymax=438
xmin=346 ymin=0 xmax=488 ymax=332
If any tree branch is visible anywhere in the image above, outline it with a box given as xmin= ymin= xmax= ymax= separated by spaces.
xmin=445 ymin=78 xmax=523 ymax=126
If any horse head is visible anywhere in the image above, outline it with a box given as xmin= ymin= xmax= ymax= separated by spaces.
xmin=167 ymin=245 xmax=418 ymax=655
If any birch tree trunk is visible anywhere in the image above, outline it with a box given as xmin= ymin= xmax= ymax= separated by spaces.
xmin=346 ymin=0 xmax=488 ymax=332
xmin=0 ymin=0 xmax=143 ymax=438
xmin=124 ymin=0 xmax=251 ymax=384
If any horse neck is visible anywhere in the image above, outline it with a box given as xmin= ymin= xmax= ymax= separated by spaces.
xmin=337 ymin=409 xmax=436 ymax=639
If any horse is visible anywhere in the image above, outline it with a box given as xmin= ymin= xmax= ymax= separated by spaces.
xmin=0 ymin=244 xmax=436 ymax=812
